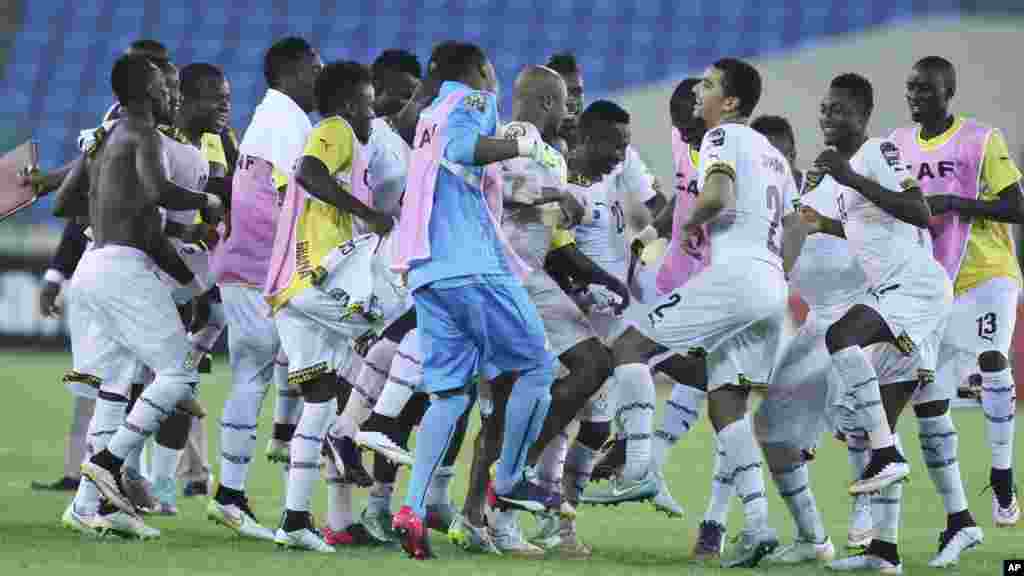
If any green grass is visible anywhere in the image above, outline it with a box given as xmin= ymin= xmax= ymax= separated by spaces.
xmin=1 ymin=350 xmax=1021 ymax=575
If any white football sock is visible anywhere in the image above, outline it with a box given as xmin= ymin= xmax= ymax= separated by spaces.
xmin=719 ymin=417 xmax=768 ymax=531
xmin=705 ymin=435 xmax=734 ymax=527
xmin=833 ymin=346 xmax=892 ymax=450
xmin=918 ymin=413 xmax=968 ymax=514
xmin=652 ymin=382 xmax=705 ymax=475
xmin=774 ymin=462 xmax=826 ymax=543
xmin=981 ymin=367 xmax=1015 ymax=470
xmin=285 ymin=398 xmax=336 ymax=512
xmin=614 ymin=363 xmax=656 ymax=481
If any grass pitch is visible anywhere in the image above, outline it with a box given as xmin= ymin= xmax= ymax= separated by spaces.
xmin=1 ymin=350 xmax=1020 ymax=575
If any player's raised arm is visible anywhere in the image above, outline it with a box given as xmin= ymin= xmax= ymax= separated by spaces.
xmin=135 ymin=128 xmax=222 ymax=217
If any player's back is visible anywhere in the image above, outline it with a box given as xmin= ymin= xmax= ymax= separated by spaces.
xmin=87 ymin=119 xmax=159 ymax=252
xmin=699 ymin=124 xmax=795 ymax=271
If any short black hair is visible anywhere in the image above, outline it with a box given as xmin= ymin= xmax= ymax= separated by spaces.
xmin=830 ymin=72 xmax=874 ymax=118
xmin=264 ymin=36 xmax=314 ymax=88
xmin=427 ymin=40 xmax=459 ymax=76
xmin=180 ymin=63 xmax=225 ymax=99
xmin=316 ymin=60 xmax=372 ymax=116
xmin=670 ymin=78 xmax=700 ymax=113
xmin=546 ymin=52 xmax=580 ymax=77
xmin=373 ymin=49 xmax=422 ymax=80
xmin=126 ymin=39 xmax=170 ymax=67
xmin=913 ymin=55 xmax=956 ymax=98
xmin=713 ymin=58 xmax=762 ymax=118
xmin=434 ymin=42 xmax=488 ymax=84
xmin=579 ymin=100 xmax=629 ymax=136
xmin=751 ymin=115 xmax=795 ymax=144
xmin=112 ymin=53 xmax=159 ymax=104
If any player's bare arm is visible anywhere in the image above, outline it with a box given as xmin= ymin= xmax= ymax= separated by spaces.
xmin=780 ymin=211 xmax=807 ymax=275
xmin=814 ymin=148 xmax=930 ymax=228
xmin=545 ymin=243 xmax=630 ymax=313
xmin=684 ymin=170 xmax=735 ymax=233
xmin=928 ymin=180 xmax=1024 ymax=223
xmin=295 ymin=155 xmax=393 ymax=234
xmin=52 ymin=155 xmax=89 ymax=218
xmin=135 ymin=128 xmax=223 ymax=217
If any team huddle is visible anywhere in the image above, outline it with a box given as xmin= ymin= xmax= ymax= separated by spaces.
xmin=20 ymin=34 xmax=1021 ymax=573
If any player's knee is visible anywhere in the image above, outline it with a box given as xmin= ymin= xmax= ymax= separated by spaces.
xmin=576 ymin=420 xmax=611 ymax=451
xmin=913 ymin=399 xmax=949 ymax=419
xmin=978 ymin=350 xmax=1008 ymax=373
xmin=824 ymin=322 xmax=850 ymax=355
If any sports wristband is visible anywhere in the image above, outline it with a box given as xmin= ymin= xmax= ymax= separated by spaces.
xmin=516 ymin=138 xmax=534 ymax=158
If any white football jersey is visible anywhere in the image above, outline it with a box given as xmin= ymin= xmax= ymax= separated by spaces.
xmin=160 ymin=132 xmax=210 ymax=226
xmin=698 ymin=123 xmax=797 ymax=270
xmin=365 ymin=116 xmax=410 ymax=218
xmin=497 ymin=121 xmax=568 ymax=269
xmin=612 ymin=145 xmax=658 ymax=220
xmin=790 ymin=174 xmax=869 ymax=325
xmin=836 ymin=138 xmax=928 ymax=284
xmin=569 ymin=172 xmax=629 ymax=281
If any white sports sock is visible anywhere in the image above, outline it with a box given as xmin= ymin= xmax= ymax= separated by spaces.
xmin=123 ymin=444 xmax=142 ymax=474
xmin=918 ymin=413 xmax=968 ymax=514
xmin=325 ymin=458 xmax=354 ymax=531
xmin=65 ymin=396 xmax=94 ymax=478
xmin=426 ymin=465 xmax=455 ymax=508
xmin=704 ymin=436 xmax=734 ymax=527
xmin=564 ymin=441 xmax=598 ymax=504
xmin=374 ymin=334 xmax=420 ymax=418
xmin=272 ymin=356 xmax=302 ymax=429
xmin=285 ymin=398 xmax=336 ymax=512
xmin=537 ymin=430 xmax=569 ymax=496
xmin=981 ymin=367 xmax=1015 ymax=470
xmin=774 ymin=462 xmax=826 ymax=543
xmin=150 ymin=442 xmax=181 ymax=482
xmin=107 ymin=376 xmax=194 ymax=461
xmin=368 ymin=482 xmax=395 ymax=515
xmin=614 ymin=363 xmax=656 ymax=481
xmin=493 ymin=508 xmax=517 ymax=533
xmin=652 ymin=382 xmax=705 ymax=475
xmin=833 ymin=346 xmax=892 ymax=450
xmin=871 ymin=434 xmax=904 ymax=546
xmin=220 ymin=371 xmax=264 ymax=491
xmin=338 ymin=338 xmax=399 ymax=437
xmin=719 ymin=417 xmax=768 ymax=531
xmin=846 ymin=428 xmax=871 ymax=480
xmin=77 ymin=394 xmax=128 ymax=515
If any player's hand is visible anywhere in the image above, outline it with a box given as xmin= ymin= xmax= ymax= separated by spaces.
xmin=203 ymin=193 xmax=225 ymax=222
xmin=601 ymin=276 xmax=631 ymax=315
xmin=681 ymin=223 xmax=706 ymax=258
xmin=517 ymin=137 xmax=560 ymax=169
xmin=799 ymin=205 xmax=826 ymax=234
xmin=926 ymin=194 xmax=957 ymax=216
xmin=39 ymin=281 xmax=61 ymax=318
xmin=812 ymin=147 xmax=854 ymax=187
xmin=18 ymin=166 xmax=47 ymax=197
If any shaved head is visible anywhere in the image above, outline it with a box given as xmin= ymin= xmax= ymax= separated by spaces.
xmin=511 ymin=65 xmax=568 ymax=140
xmin=513 ymin=65 xmax=565 ymax=101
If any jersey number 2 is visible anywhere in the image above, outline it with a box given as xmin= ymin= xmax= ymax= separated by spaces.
xmin=766 ymin=185 xmax=782 ymax=257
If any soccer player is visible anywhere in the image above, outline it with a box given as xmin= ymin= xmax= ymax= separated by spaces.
xmin=630 ymin=78 xmax=740 ymax=558
xmin=892 ymin=56 xmax=1021 ymax=530
xmin=72 ymin=53 xmax=224 ymax=535
xmin=264 ymin=60 xmax=395 ymax=552
xmin=752 ymin=115 xmax=802 ymax=191
xmin=590 ymin=59 xmax=800 ymax=568
xmin=796 ymin=73 xmax=951 ymax=574
xmin=371 ymin=49 xmax=422 ymax=118
xmin=450 ymin=66 xmax=625 ymax=558
xmin=390 ymin=41 xmax=561 ymax=560
xmin=207 ymin=37 xmax=320 ymax=541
